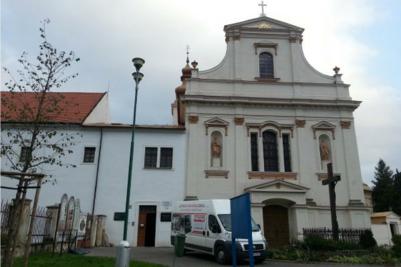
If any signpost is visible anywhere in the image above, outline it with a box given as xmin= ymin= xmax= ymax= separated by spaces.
xmin=322 ymin=162 xmax=341 ymax=240
xmin=230 ymin=193 xmax=254 ymax=267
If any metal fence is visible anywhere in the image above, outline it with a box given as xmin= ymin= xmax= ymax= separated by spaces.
xmin=1 ymin=200 xmax=11 ymax=246
xmin=303 ymin=227 xmax=369 ymax=243
xmin=1 ymin=199 xmax=52 ymax=249
xmin=30 ymin=206 xmax=52 ymax=245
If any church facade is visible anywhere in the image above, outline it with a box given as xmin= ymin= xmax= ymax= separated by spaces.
xmin=174 ymin=15 xmax=371 ymax=246
xmin=1 ymin=14 xmax=371 ymax=248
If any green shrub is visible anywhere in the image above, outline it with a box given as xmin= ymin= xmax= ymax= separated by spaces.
xmin=359 ymin=230 xmax=377 ymax=249
xmin=303 ymin=235 xmax=360 ymax=251
xmin=392 ymin=235 xmax=401 ymax=257
xmin=304 ymin=235 xmax=336 ymax=250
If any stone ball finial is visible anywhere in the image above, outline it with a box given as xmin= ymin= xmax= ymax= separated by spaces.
xmin=191 ymin=60 xmax=198 ymax=69
xmin=333 ymin=66 xmax=340 ymax=75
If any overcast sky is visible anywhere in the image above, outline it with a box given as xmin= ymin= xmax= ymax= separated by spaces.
xmin=2 ymin=0 xmax=400 ymax=184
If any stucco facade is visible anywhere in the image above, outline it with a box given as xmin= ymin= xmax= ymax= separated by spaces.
xmin=1 ymin=124 xmax=186 ymax=246
xmin=179 ymin=16 xmax=371 ymax=244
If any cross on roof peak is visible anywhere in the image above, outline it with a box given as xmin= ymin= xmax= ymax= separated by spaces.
xmin=258 ymin=1 xmax=267 ymax=17
xmin=186 ymin=45 xmax=190 ymax=64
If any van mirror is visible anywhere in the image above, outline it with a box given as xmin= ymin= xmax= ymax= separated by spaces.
xmin=257 ymin=224 xmax=261 ymax=230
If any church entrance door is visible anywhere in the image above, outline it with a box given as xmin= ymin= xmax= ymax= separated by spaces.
xmin=263 ymin=205 xmax=289 ymax=248
xmin=137 ymin=205 xmax=156 ymax=247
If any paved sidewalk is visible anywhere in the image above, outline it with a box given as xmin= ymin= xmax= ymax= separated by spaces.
xmin=87 ymin=247 xmax=389 ymax=267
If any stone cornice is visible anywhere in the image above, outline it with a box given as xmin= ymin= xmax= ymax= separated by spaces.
xmin=292 ymin=204 xmax=370 ymax=211
xmin=182 ymin=95 xmax=361 ymax=111
xmin=248 ymin=171 xmax=297 ymax=180
xmin=189 ymin=77 xmax=349 ymax=88
xmin=205 ymin=170 xmax=229 ymax=178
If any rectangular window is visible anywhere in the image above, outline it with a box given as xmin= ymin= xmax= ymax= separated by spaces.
xmin=282 ymin=134 xmax=292 ymax=172
xmin=83 ymin=147 xmax=96 ymax=163
xmin=160 ymin=212 xmax=172 ymax=222
xmin=144 ymin=147 xmax=158 ymax=168
xmin=250 ymin=133 xmax=259 ymax=171
xmin=160 ymin=147 xmax=173 ymax=169
xmin=19 ymin=146 xmax=31 ymax=163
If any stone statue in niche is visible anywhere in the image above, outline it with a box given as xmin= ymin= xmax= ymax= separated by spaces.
xmin=319 ymin=134 xmax=332 ymax=169
xmin=211 ymin=131 xmax=222 ymax=167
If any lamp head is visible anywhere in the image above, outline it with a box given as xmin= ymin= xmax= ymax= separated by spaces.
xmin=132 ymin=72 xmax=144 ymax=83
xmin=132 ymin=57 xmax=145 ymax=71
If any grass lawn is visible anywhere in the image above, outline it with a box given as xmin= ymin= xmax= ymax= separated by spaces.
xmin=14 ymin=253 xmax=166 ymax=267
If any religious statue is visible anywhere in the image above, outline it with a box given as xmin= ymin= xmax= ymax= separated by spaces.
xmin=211 ymin=132 xmax=222 ymax=167
xmin=211 ymin=138 xmax=221 ymax=158
xmin=319 ymin=137 xmax=331 ymax=162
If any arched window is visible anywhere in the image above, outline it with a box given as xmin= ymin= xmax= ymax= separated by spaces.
xmin=210 ymin=131 xmax=223 ymax=167
xmin=263 ymin=130 xmax=279 ymax=171
xmin=259 ymin=52 xmax=274 ymax=78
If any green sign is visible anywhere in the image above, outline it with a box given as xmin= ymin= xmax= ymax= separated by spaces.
xmin=113 ymin=212 xmax=127 ymax=221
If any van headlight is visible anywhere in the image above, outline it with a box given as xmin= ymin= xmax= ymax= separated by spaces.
xmin=224 ymin=232 xmax=231 ymax=240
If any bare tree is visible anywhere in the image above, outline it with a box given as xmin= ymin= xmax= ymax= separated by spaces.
xmin=1 ymin=19 xmax=81 ymax=267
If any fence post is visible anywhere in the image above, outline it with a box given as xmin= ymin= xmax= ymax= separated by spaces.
xmin=90 ymin=215 xmax=98 ymax=247
xmin=46 ymin=205 xmax=59 ymax=240
xmin=95 ymin=215 xmax=107 ymax=246
xmin=11 ymin=198 xmax=31 ymax=255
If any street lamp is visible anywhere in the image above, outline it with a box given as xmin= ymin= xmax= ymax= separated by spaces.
xmin=124 ymin=57 xmax=145 ymax=240
xmin=116 ymin=57 xmax=144 ymax=267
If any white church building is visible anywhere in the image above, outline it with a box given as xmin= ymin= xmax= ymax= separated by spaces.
xmin=1 ymin=14 xmax=371 ymax=248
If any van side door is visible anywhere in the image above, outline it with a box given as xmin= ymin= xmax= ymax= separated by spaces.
xmin=204 ymin=214 xmax=222 ymax=254
xmin=184 ymin=213 xmax=207 ymax=252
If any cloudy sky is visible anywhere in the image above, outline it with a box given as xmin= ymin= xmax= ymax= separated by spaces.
xmin=2 ymin=0 xmax=400 ymax=184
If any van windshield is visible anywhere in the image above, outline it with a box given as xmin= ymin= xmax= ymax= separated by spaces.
xmin=217 ymin=214 xmax=260 ymax=232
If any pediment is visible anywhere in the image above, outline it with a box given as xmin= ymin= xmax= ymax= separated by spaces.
xmin=224 ymin=16 xmax=303 ymax=33
xmin=204 ymin=117 xmax=229 ymax=126
xmin=311 ymin=121 xmax=336 ymax=130
xmin=245 ymin=180 xmax=309 ymax=193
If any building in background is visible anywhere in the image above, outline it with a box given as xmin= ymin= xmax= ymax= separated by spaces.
xmin=371 ymin=212 xmax=401 ymax=246
xmin=1 ymin=92 xmax=186 ymax=247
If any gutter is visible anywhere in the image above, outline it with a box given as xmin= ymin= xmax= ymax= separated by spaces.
xmin=90 ymin=127 xmax=103 ymax=233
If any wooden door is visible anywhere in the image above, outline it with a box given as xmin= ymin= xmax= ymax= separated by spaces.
xmin=263 ymin=205 xmax=289 ymax=248
xmin=137 ymin=206 xmax=156 ymax=247
xmin=137 ymin=210 xmax=147 ymax=246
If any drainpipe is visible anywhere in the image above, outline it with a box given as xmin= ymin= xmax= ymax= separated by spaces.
xmin=90 ymin=127 xmax=103 ymax=240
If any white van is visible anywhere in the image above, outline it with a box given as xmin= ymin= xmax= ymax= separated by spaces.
xmin=171 ymin=199 xmax=267 ymax=264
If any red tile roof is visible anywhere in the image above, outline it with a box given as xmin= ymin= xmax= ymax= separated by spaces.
xmin=1 ymin=91 xmax=106 ymax=124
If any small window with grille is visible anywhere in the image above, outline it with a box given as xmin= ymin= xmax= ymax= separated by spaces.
xmin=160 ymin=147 xmax=173 ymax=169
xmin=144 ymin=147 xmax=158 ymax=168
xmin=83 ymin=147 xmax=96 ymax=163
xmin=19 ymin=146 xmax=31 ymax=163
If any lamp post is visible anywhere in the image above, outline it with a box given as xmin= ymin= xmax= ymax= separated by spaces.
xmin=116 ymin=57 xmax=145 ymax=267
xmin=123 ymin=57 xmax=145 ymax=240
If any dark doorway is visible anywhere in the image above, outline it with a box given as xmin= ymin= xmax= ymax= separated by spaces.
xmin=137 ymin=205 xmax=156 ymax=247
xmin=263 ymin=205 xmax=289 ymax=248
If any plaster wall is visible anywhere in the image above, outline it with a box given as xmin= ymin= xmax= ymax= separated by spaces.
xmin=1 ymin=126 xmax=186 ymax=246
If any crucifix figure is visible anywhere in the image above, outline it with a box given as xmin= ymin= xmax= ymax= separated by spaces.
xmin=258 ymin=1 xmax=267 ymax=16
xmin=322 ymin=162 xmax=341 ymax=240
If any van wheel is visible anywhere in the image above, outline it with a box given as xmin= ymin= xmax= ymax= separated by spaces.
xmin=215 ymin=246 xmax=228 ymax=265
